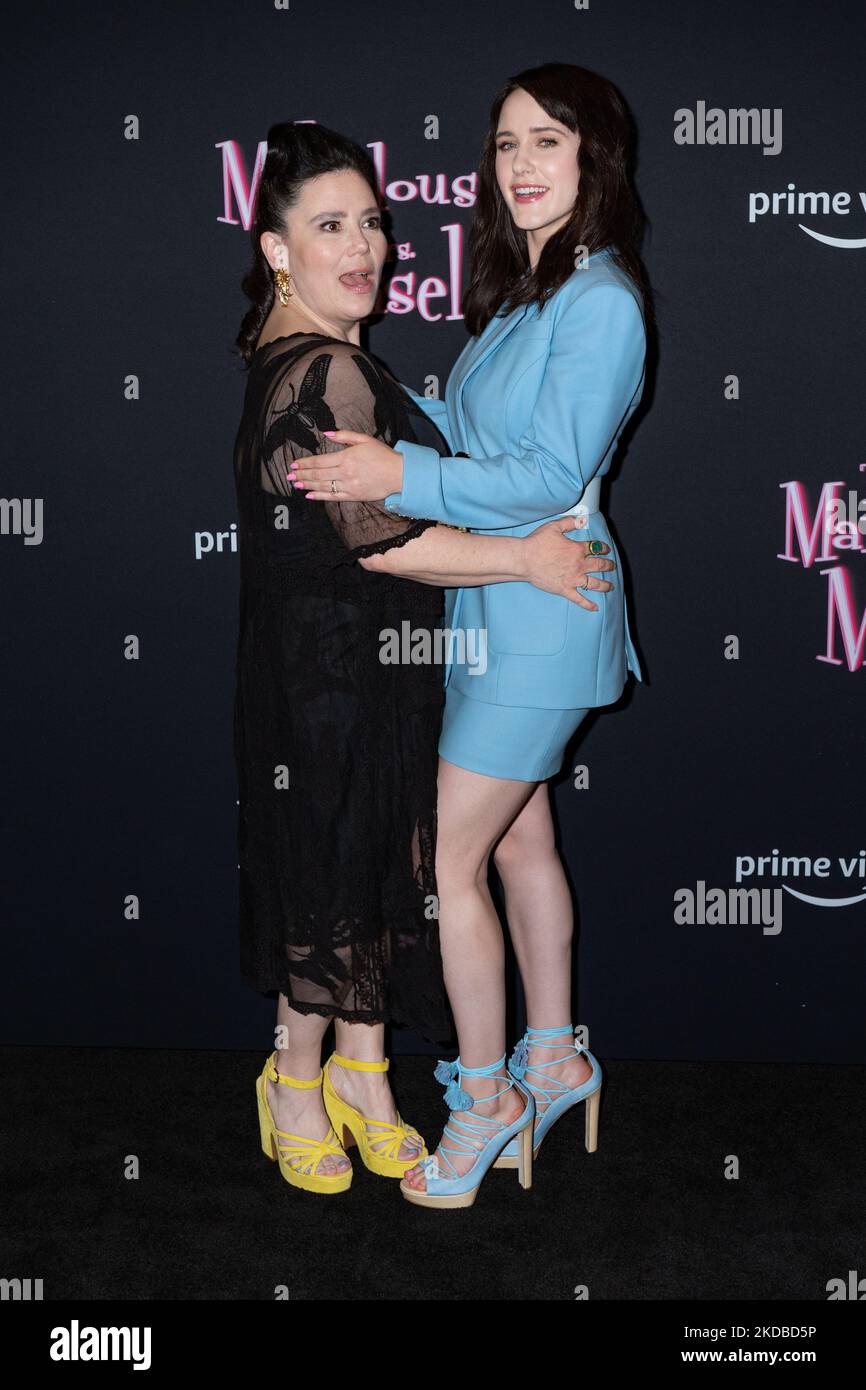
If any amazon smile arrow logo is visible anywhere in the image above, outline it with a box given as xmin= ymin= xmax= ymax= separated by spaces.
xmin=782 ymin=885 xmax=866 ymax=907
xmin=799 ymin=224 xmax=866 ymax=248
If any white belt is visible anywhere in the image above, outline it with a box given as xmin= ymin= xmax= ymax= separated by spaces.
xmin=551 ymin=474 xmax=602 ymax=521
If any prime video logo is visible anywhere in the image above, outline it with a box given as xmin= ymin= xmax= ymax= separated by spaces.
xmin=737 ymin=849 xmax=866 ymax=908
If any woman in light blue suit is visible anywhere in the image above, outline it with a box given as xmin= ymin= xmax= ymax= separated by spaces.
xmin=291 ymin=63 xmax=655 ymax=1206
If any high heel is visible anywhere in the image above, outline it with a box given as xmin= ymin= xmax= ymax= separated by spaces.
xmin=400 ymin=1054 xmax=536 ymax=1208
xmin=492 ymin=1025 xmax=602 ymax=1169
xmin=256 ymin=1052 xmax=352 ymax=1194
xmin=322 ymin=1052 xmax=427 ymax=1178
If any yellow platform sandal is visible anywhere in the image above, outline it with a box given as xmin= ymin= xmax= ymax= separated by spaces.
xmin=256 ymin=1052 xmax=352 ymax=1194
xmin=322 ymin=1052 xmax=427 ymax=1178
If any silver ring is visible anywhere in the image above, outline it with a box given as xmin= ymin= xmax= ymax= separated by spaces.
xmin=330 ymin=478 xmax=338 ymax=495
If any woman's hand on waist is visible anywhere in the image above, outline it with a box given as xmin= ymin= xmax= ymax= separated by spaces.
xmin=521 ymin=517 xmax=615 ymax=612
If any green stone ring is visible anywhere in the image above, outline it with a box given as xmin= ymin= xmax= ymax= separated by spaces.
xmin=586 ymin=539 xmax=605 ymax=555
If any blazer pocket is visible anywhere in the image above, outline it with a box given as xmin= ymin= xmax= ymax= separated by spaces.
xmin=485 ymin=582 xmax=569 ymax=656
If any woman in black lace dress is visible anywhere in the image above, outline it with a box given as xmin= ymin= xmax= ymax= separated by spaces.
xmin=233 ymin=122 xmax=613 ymax=1195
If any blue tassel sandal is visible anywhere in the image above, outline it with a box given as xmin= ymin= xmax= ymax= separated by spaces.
xmin=400 ymin=1053 xmax=536 ymax=1208
xmin=492 ymin=1025 xmax=602 ymax=1170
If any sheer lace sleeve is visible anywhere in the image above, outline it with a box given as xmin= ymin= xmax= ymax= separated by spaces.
xmin=258 ymin=338 xmax=438 ymax=561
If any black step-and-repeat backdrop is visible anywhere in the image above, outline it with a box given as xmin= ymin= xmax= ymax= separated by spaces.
xmin=3 ymin=0 xmax=864 ymax=1061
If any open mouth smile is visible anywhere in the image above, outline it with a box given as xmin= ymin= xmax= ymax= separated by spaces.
xmin=511 ymin=185 xmax=549 ymax=204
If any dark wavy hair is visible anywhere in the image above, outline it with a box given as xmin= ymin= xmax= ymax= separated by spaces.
xmin=461 ymin=63 xmax=655 ymax=337
xmin=235 ymin=122 xmax=380 ymax=367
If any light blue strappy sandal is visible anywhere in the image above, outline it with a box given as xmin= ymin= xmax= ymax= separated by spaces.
xmin=492 ymin=1025 xmax=602 ymax=1169
xmin=400 ymin=1053 xmax=536 ymax=1208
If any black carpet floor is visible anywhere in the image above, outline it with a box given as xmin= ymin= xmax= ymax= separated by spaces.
xmin=2 ymin=1046 xmax=863 ymax=1301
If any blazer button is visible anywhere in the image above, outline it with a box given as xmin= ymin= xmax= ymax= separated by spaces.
xmin=455 ymin=451 xmax=470 ymax=458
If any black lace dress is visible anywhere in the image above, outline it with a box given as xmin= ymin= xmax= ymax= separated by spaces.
xmin=232 ymin=331 xmax=454 ymax=1044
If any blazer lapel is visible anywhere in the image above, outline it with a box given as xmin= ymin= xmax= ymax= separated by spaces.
xmin=453 ymin=302 xmax=532 ymax=441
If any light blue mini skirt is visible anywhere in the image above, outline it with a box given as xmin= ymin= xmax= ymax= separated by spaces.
xmin=438 ymin=685 xmax=590 ymax=782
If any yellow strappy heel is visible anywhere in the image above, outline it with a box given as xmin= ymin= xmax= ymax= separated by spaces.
xmin=322 ymin=1052 xmax=427 ymax=1178
xmin=256 ymin=1052 xmax=352 ymax=1194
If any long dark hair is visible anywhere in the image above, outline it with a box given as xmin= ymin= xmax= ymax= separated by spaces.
xmin=235 ymin=122 xmax=380 ymax=367
xmin=462 ymin=63 xmax=655 ymax=337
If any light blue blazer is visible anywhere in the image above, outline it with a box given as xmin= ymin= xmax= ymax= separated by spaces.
xmin=385 ymin=246 xmax=646 ymax=709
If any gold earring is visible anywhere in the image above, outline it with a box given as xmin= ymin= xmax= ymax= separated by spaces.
xmin=274 ymin=267 xmax=293 ymax=306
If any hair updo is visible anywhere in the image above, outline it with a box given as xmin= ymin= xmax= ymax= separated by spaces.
xmin=234 ymin=121 xmax=380 ymax=367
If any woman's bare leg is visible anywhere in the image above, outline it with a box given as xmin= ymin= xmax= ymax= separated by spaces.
xmin=328 ymin=1019 xmax=424 ymax=1161
xmin=491 ymin=782 xmax=593 ymax=1105
xmin=402 ymin=757 xmax=538 ymax=1192
xmin=267 ymin=995 xmax=350 ymax=1175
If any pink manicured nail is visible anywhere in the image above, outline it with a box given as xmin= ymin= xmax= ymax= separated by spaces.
xmin=322 ymin=430 xmax=336 ymax=436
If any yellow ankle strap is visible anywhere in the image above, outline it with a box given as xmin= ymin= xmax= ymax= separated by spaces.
xmin=330 ymin=1052 xmax=389 ymax=1073
xmin=266 ymin=1055 xmax=323 ymax=1088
